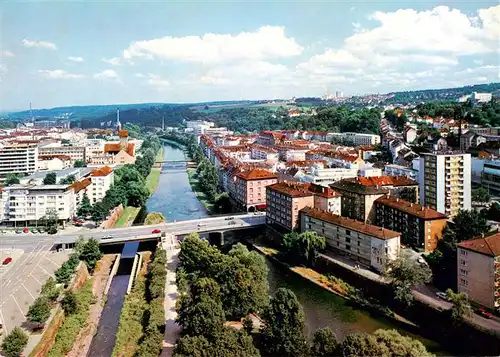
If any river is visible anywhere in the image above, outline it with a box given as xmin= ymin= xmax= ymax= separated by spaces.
xmin=147 ymin=143 xmax=445 ymax=354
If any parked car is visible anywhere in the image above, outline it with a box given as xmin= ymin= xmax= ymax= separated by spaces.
xmin=152 ymin=229 xmax=161 ymax=234
xmin=436 ymin=292 xmax=451 ymax=301
xmin=15 ymin=229 xmax=22 ymax=234
xmin=103 ymin=234 xmax=113 ymax=239
xmin=228 ymin=221 xmax=236 ymax=225
xmin=31 ymin=228 xmax=39 ymax=234
xmin=2 ymin=257 xmax=12 ymax=265
xmin=23 ymin=228 xmax=29 ymax=233
xmin=477 ymin=308 xmax=494 ymax=319
xmin=224 ymin=217 xmax=234 ymax=220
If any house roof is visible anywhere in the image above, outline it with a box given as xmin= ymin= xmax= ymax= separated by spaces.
xmin=348 ymin=176 xmax=417 ymax=187
xmin=329 ymin=179 xmax=390 ymax=195
xmin=375 ymin=195 xmax=447 ymax=220
xmin=118 ymin=130 xmax=129 ymax=138
xmin=91 ymin=166 xmax=113 ymax=177
xmin=267 ymin=182 xmax=313 ymax=198
xmin=104 ymin=142 xmax=135 ymax=156
xmin=457 ymin=232 xmax=500 ymax=257
xmin=69 ymin=178 xmax=91 ymax=193
xmin=300 ymin=207 xmax=401 ymax=240
xmin=308 ymin=183 xmax=341 ymax=198
xmin=236 ymin=168 xmax=277 ymax=181
xmin=251 ymin=144 xmax=278 ymax=153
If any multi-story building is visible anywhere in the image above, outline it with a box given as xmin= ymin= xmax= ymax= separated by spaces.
xmin=250 ymin=144 xmax=279 ymax=162
xmin=308 ymin=184 xmax=342 ymax=215
xmin=186 ymin=120 xmax=215 ymax=137
xmin=374 ymin=195 xmax=448 ymax=252
xmin=88 ymin=130 xmax=136 ymax=166
xmin=482 ymin=159 xmax=500 ymax=196
xmin=38 ymin=155 xmax=72 ymax=171
xmin=38 ymin=143 xmax=85 ymax=163
xmin=419 ymin=152 xmax=471 ymax=217
xmin=234 ymin=169 xmax=277 ymax=212
xmin=20 ymin=167 xmax=93 ymax=186
xmin=0 ymin=141 xmax=38 ymax=179
xmin=300 ymin=207 xmax=401 ymax=272
xmin=457 ymin=232 xmax=500 ymax=310
xmin=300 ymin=166 xmax=359 ymax=186
xmin=89 ymin=166 xmax=114 ymax=204
xmin=384 ymin=164 xmax=418 ymax=181
xmin=257 ymin=131 xmax=284 ymax=147
xmin=330 ymin=132 xmax=381 ymax=146
xmin=1 ymin=184 xmax=76 ymax=225
xmin=266 ymin=182 xmax=315 ymax=231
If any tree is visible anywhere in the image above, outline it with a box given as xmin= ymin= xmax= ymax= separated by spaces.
xmin=41 ymin=208 xmax=58 ymax=233
xmin=340 ymin=333 xmax=386 ymax=357
xmin=173 ymin=335 xmax=212 ymax=357
xmin=178 ymin=233 xmax=220 ymax=275
xmin=484 ymin=202 xmax=500 ymax=221
xmin=372 ymin=329 xmax=433 ymax=357
xmin=472 ymin=187 xmax=490 ymax=203
xmin=282 ymin=231 xmax=326 ymax=266
xmin=27 ymin=296 xmax=51 ymax=327
xmin=73 ymin=160 xmax=87 ymax=168
xmin=446 ymin=289 xmax=473 ymax=323
xmin=214 ymin=192 xmax=232 ymax=214
xmin=102 ymin=184 xmax=128 ymax=209
xmin=78 ymin=238 xmax=102 ymax=271
xmin=1 ymin=327 xmax=29 ymax=357
xmin=59 ymin=175 xmax=76 ymax=185
xmin=385 ymin=250 xmax=432 ymax=306
xmin=4 ymin=173 xmax=20 ymax=186
xmin=145 ymin=212 xmax=166 ymax=225
xmin=40 ymin=277 xmax=60 ymax=302
xmin=261 ymin=288 xmax=308 ymax=357
xmin=310 ymin=327 xmax=339 ymax=357
xmin=77 ymin=192 xmax=92 ymax=217
xmin=43 ymin=172 xmax=57 ymax=185
xmin=126 ymin=181 xmax=150 ymax=207
xmin=91 ymin=201 xmax=108 ymax=223
xmin=61 ymin=291 xmax=78 ymax=315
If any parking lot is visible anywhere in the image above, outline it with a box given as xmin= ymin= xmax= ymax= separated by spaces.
xmin=0 ymin=243 xmax=69 ymax=336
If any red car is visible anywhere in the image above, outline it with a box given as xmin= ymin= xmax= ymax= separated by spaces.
xmin=23 ymin=228 xmax=29 ymax=233
xmin=477 ymin=308 xmax=494 ymax=319
xmin=152 ymin=229 xmax=161 ymax=234
xmin=2 ymin=257 xmax=12 ymax=265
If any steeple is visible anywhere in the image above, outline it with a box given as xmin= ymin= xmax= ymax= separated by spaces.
xmin=116 ymin=107 xmax=121 ymax=132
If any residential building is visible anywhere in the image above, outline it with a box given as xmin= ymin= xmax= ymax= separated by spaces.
xmin=300 ymin=166 xmax=359 ymax=186
xmin=186 ymin=120 xmax=215 ymax=137
xmin=374 ymin=195 xmax=448 ymax=252
xmin=38 ymin=143 xmax=85 ymax=163
xmin=460 ymin=131 xmax=487 ymax=151
xmin=419 ymin=152 xmax=471 ymax=217
xmin=308 ymin=184 xmax=341 ymax=215
xmin=89 ymin=130 xmax=136 ymax=166
xmin=38 ymin=155 xmax=72 ymax=171
xmin=70 ymin=178 xmax=92 ymax=209
xmin=330 ymin=132 xmax=381 ymax=146
xmin=89 ymin=166 xmax=114 ymax=204
xmin=384 ymin=164 xmax=418 ymax=180
xmin=300 ymin=207 xmax=401 ymax=273
xmin=20 ymin=167 xmax=93 ymax=186
xmin=404 ymin=125 xmax=417 ymax=144
xmin=250 ymin=144 xmax=279 ymax=162
xmin=266 ymin=182 xmax=315 ymax=231
xmin=482 ymin=159 xmax=500 ymax=196
xmin=234 ymin=169 xmax=277 ymax=212
xmin=0 ymin=142 xmax=38 ymax=179
xmin=457 ymin=232 xmax=500 ymax=310
xmin=257 ymin=131 xmax=284 ymax=146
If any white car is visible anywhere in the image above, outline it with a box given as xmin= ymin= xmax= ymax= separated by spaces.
xmin=102 ymin=234 xmax=113 ymax=239
xmin=436 ymin=292 xmax=451 ymax=301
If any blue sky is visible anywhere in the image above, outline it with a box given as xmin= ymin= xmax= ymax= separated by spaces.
xmin=1 ymin=1 xmax=499 ymax=110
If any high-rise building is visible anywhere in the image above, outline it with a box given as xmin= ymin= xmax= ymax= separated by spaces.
xmin=419 ymin=152 xmax=471 ymax=217
xmin=0 ymin=142 xmax=38 ymax=179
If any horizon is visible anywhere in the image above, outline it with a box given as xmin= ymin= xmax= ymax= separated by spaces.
xmin=2 ymin=1 xmax=499 ymax=111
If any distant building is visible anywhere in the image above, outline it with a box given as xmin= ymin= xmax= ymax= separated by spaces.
xmin=482 ymin=159 xmax=500 ymax=196
xmin=89 ymin=130 xmax=136 ymax=166
xmin=186 ymin=120 xmax=215 ymax=137
xmin=38 ymin=155 xmax=72 ymax=171
xmin=330 ymin=132 xmax=381 ymax=146
xmin=384 ymin=164 xmax=418 ymax=181
xmin=457 ymin=231 xmax=500 ymax=310
xmin=38 ymin=143 xmax=86 ymax=163
xmin=0 ymin=142 xmax=38 ymax=179
xmin=460 ymin=131 xmax=487 ymax=151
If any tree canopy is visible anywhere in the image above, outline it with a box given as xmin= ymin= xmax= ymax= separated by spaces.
xmin=281 ymin=231 xmax=326 ymax=267
xmin=1 ymin=327 xmax=29 ymax=357
xmin=43 ymin=172 xmax=57 ymax=185
xmin=4 ymin=173 xmax=20 ymax=186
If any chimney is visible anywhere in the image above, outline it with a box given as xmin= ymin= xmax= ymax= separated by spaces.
xmin=410 ymin=203 xmax=413 ymax=207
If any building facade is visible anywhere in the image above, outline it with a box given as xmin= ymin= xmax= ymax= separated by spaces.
xmin=234 ymin=169 xmax=277 ymax=212
xmin=300 ymin=207 xmax=400 ymax=272
xmin=457 ymin=232 xmax=500 ymax=310
xmin=482 ymin=159 xmax=500 ymax=196
xmin=89 ymin=166 xmax=114 ymax=204
xmin=0 ymin=142 xmax=38 ymax=179
xmin=419 ymin=152 xmax=471 ymax=217
xmin=38 ymin=144 xmax=85 ymax=163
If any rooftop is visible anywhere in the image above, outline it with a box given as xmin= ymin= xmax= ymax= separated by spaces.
xmin=267 ymin=182 xmax=313 ymax=198
xmin=457 ymin=232 xmax=500 ymax=257
xmin=236 ymin=168 xmax=277 ymax=181
xmin=118 ymin=130 xmax=129 ymax=138
xmin=300 ymin=207 xmax=401 ymax=240
xmin=69 ymin=178 xmax=91 ymax=193
xmin=347 ymin=175 xmax=417 ymax=187
xmin=91 ymin=166 xmax=113 ymax=177
xmin=375 ymin=195 xmax=447 ymax=220
xmin=330 ymin=179 xmax=390 ymax=195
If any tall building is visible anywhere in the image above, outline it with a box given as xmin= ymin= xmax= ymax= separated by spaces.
xmin=0 ymin=142 xmax=38 ymax=179
xmin=482 ymin=159 xmax=500 ymax=196
xmin=419 ymin=152 xmax=471 ymax=217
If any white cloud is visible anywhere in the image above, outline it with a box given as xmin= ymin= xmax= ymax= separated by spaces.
xmin=134 ymin=73 xmax=145 ymax=78
xmin=93 ymin=69 xmax=119 ymax=80
xmin=1 ymin=50 xmax=14 ymax=57
xmin=38 ymin=69 xmax=84 ymax=79
xmin=68 ymin=56 xmax=84 ymax=62
xmin=122 ymin=25 xmax=303 ymax=63
xmin=102 ymin=57 xmax=121 ymax=66
xmin=199 ymin=61 xmax=288 ymax=86
xmin=0 ymin=64 xmax=7 ymax=75
xmin=146 ymin=73 xmax=170 ymax=88
xmin=22 ymin=39 xmax=57 ymax=50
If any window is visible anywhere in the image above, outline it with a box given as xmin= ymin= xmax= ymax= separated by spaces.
xmin=460 ymin=250 xmax=467 ymax=256
xmin=460 ymin=259 xmax=466 ymax=266
xmin=346 ymin=230 xmax=351 ymax=236
xmin=346 ymin=245 xmax=351 ymax=251
xmin=460 ymin=278 xmax=468 ymax=286
xmin=460 ymin=269 xmax=468 ymax=276
xmin=346 ymin=237 xmax=351 ymax=243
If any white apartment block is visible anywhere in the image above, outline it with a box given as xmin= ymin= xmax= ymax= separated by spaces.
xmin=0 ymin=142 xmax=38 ymax=178
xmin=186 ymin=120 xmax=215 ymax=137
xmin=38 ymin=143 xmax=85 ymax=163
xmin=89 ymin=167 xmax=114 ymax=204
xmin=331 ymin=132 xmax=381 ymax=146
xmin=1 ymin=185 xmax=76 ymax=224
xmin=300 ymin=167 xmax=359 ymax=186
xmin=419 ymin=152 xmax=471 ymax=217
xmin=300 ymin=207 xmax=400 ymax=273
xmin=250 ymin=145 xmax=279 ymax=161
xmin=384 ymin=164 xmax=418 ymax=180
xmin=482 ymin=160 xmax=500 ymax=196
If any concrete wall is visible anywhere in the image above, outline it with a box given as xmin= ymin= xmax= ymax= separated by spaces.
xmin=101 ymin=204 xmax=124 ymax=229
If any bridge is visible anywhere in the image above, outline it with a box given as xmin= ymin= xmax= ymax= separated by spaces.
xmin=53 ymin=213 xmax=266 ymax=247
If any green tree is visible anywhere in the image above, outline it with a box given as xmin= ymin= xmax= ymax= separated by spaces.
xmin=43 ymin=172 xmax=57 ymax=185
xmin=145 ymin=212 xmax=166 ymax=225
xmin=1 ymin=327 xmax=29 ymax=357
xmin=73 ymin=160 xmax=87 ymax=167
xmin=27 ymin=296 xmax=51 ymax=327
xmin=77 ymin=192 xmax=92 ymax=217
xmin=78 ymin=238 xmax=102 ymax=271
xmin=91 ymin=201 xmax=108 ymax=223
xmin=59 ymin=175 xmax=76 ymax=185
xmin=178 ymin=233 xmax=220 ymax=275
xmin=41 ymin=208 xmax=58 ymax=234
xmin=446 ymin=289 xmax=473 ymax=323
xmin=310 ymin=327 xmax=339 ymax=357
xmin=340 ymin=332 xmax=387 ymax=357
xmin=385 ymin=250 xmax=432 ymax=306
xmin=261 ymin=288 xmax=308 ymax=357
xmin=4 ymin=173 xmax=20 ymax=186
xmin=102 ymin=184 xmax=128 ymax=209
xmin=61 ymin=291 xmax=78 ymax=315
xmin=40 ymin=277 xmax=60 ymax=302
xmin=126 ymin=181 xmax=150 ymax=207
xmin=484 ymin=202 xmax=500 ymax=221
xmin=372 ymin=329 xmax=433 ymax=357
xmin=282 ymin=231 xmax=326 ymax=266
xmin=214 ymin=192 xmax=232 ymax=213
xmin=472 ymin=187 xmax=490 ymax=203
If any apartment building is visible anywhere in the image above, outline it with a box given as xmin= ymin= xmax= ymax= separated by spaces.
xmin=419 ymin=152 xmax=471 ymax=217
xmin=308 ymin=184 xmax=342 ymax=215
xmin=374 ymin=195 xmax=448 ymax=252
xmin=266 ymin=182 xmax=315 ymax=231
xmin=300 ymin=207 xmax=400 ymax=272
xmin=250 ymin=144 xmax=279 ymax=162
xmin=1 ymin=185 xmax=75 ymax=224
xmin=384 ymin=164 xmax=418 ymax=181
xmin=234 ymin=169 xmax=277 ymax=212
xmin=38 ymin=143 xmax=85 ymax=163
xmin=257 ymin=131 xmax=284 ymax=147
xmin=20 ymin=167 xmax=93 ymax=186
xmin=457 ymin=232 xmax=500 ymax=310
xmin=89 ymin=166 xmax=114 ymax=204
xmin=38 ymin=155 xmax=72 ymax=171
xmin=70 ymin=178 xmax=92 ymax=209
xmin=330 ymin=132 xmax=381 ymax=146
xmin=300 ymin=166 xmax=359 ymax=186
xmin=186 ymin=120 xmax=215 ymax=137
xmin=0 ymin=141 xmax=38 ymax=178
xmin=482 ymin=159 xmax=500 ymax=196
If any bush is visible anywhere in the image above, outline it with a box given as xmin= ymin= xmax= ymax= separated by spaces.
xmin=40 ymin=277 xmax=61 ymax=302
xmin=55 ymin=254 xmax=80 ymax=285
xmin=1 ymin=327 xmax=28 ymax=357
xmin=61 ymin=291 xmax=78 ymax=315
xmin=27 ymin=296 xmax=51 ymax=327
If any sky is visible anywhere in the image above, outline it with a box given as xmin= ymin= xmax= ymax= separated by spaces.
xmin=1 ymin=0 xmax=499 ymax=110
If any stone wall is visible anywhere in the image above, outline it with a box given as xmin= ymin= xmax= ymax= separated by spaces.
xmin=100 ymin=204 xmax=124 ymax=229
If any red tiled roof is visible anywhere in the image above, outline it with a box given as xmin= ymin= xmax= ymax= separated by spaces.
xmin=118 ymin=130 xmax=129 ymax=138
xmin=308 ymin=183 xmax=341 ymax=198
xmin=267 ymin=182 xmax=313 ymax=198
xmin=69 ymin=178 xmax=91 ymax=193
xmin=91 ymin=166 xmax=113 ymax=176
xmin=457 ymin=232 xmax=500 ymax=257
xmin=104 ymin=143 xmax=120 ymax=153
xmin=300 ymin=207 xmax=401 ymax=240
xmin=251 ymin=144 xmax=278 ymax=153
xmin=346 ymin=176 xmax=417 ymax=187
xmin=236 ymin=168 xmax=277 ymax=181
xmin=375 ymin=195 xmax=447 ymax=220
xmin=284 ymin=160 xmax=326 ymax=167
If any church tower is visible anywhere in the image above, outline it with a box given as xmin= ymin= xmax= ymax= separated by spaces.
xmin=116 ymin=108 xmax=122 ymax=133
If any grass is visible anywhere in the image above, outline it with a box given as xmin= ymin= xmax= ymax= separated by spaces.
xmin=145 ymin=168 xmax=161 ymax=195
xmin=114 ymin=206 xmax=141 ymax=228
xmin=47 ymin=279 xmax=95 ymax=357
xmin=186 ymin=168 xmax=215 ymax=214
xmin=112 ymin=252 xmax=151 ymax=357
xmin=154 ymin=146 xmax=164 ymax=162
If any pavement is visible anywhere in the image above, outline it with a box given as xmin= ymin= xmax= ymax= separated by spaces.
xmin=0 ymin=242 xmax=69 ymax=338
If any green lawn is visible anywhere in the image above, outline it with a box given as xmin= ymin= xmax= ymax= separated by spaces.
xmin=145 ymin=168 xmax=161 ymax=195
xmin=114 ymin=206 xmax=141 ymax=228
xmin=187 ymin=168 xmax=215 ymax=214
xmin=154 ymin=146 xmax=164 ymax=162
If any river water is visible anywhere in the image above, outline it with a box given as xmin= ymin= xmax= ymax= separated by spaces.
xmin=149 ymin=144 xmax=445 ymax=354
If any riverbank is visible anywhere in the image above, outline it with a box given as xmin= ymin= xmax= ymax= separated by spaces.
xmin=186 ymin=168 xmax=215 ymax=214
xmin=160 ymin=138 xmax=185 ymax=150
